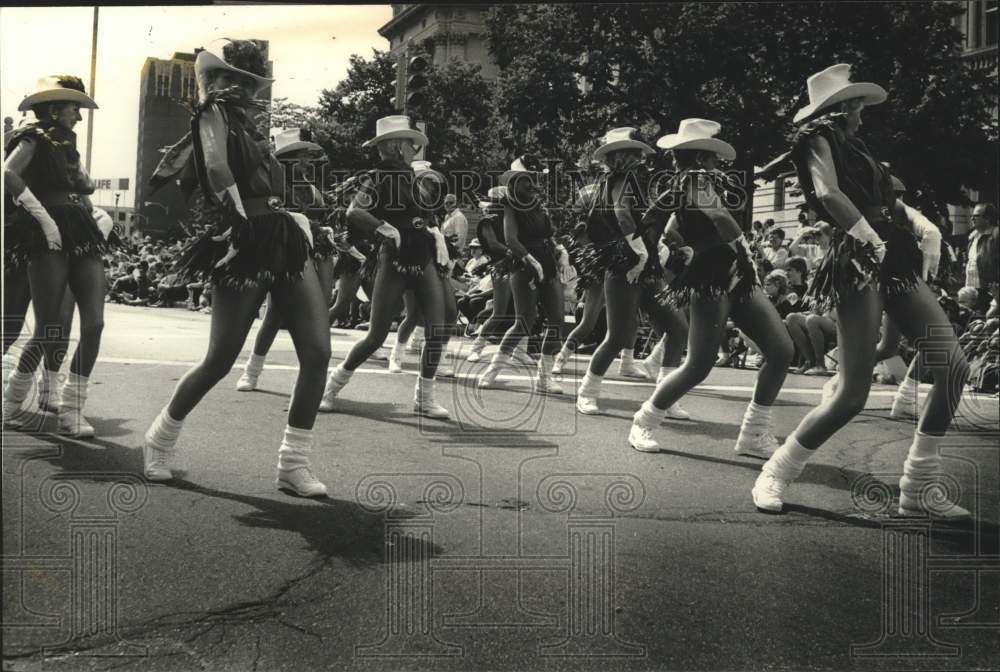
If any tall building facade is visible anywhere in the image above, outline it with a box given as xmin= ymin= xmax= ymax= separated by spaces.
xmin=133 ymin=41 xmax=271 ymax=237
xmin=378 ymin=4 xmax=497 ymax=112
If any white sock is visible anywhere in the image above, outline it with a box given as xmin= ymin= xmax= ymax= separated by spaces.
xmin=245 ymin=353 xmax=266 ymax=377
xmin=620 ymin=348 xmax=635 ymax=364
xmin=645 ymin=340 xmax=665 ymax=366
xmin=391 ymin=338 xmax=407 ymax=357
xmin=489 ymin=351 xmax=511 ymax=367
xmin=741 ymin=401 xmax=773 ymax=433
xmin=5 ymin=369 xmax=34 ymax=402
xmin=538 ymin=355 xmax=554 ymax=378
xmin=906 ymin=431 xmax=941 ymax=460
xmin=277 ymin=425 xmax=314 ymax=471
xmin=331 ymin=363 xmax=354 ymax=385
xmin=579 ymin=370 xmax=603 ymax=397
xmin=412 ymin=326 xmax=425 ymax=342
xmin=40 ymin=369 xmax=60 ymax=397
xmin=763 ymin=435 xmax=813 ymax=480
xmin=897 ymin=376 xmax=919 ymax=399
xmin=633 ymin=400 xmax=662 ymax=427
xmin=147 ymin=406 xmax=184 ymax=452
xmin=59 ymin=372 xmax=89 ymax=411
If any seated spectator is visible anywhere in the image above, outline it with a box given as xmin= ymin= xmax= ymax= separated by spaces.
xmin=759 ymin=227 xmax=788 ymax=271
xmin=788 ymin=221 xmax=833 ymax=271
xmin=764 ymin=270 xmax=797 ymax=318
xmin=785 ymin=256 xmax=810 ymax=305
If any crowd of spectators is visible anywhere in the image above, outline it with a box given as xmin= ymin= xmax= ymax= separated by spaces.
xmin=736 ymin=202 xmax=999 ymax=390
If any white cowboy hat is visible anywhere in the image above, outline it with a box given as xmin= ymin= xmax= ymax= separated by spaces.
xmin=793 ymin=64 xmax=887 ymax=124
xmin=18 ymin=76 xmax=98 ymax=112
xmin=499 ymin=155 xmax=548 ymax=186
xmin=656 ymin=119 xmax=736 ymax=161
xmin=469 ymin=238 xmax=482 ymax=247
xmin=362 ymin=115 xmax=428 ymax=148
xmin=195 ymin=39 xmax=274 ymax=94
xmin=891 ymin=175 xmax=906 ymax=192
xmin=273 ymin=128 xmax=322 ymax=157
xmin=593 ymin=127 xmax=654 ymax=161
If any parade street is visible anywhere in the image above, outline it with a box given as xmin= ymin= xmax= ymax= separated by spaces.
xmin=3 ymin=304 xmax=998 ymax=672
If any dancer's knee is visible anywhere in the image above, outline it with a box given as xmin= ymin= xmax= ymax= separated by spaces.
xmin=79 ymin=319 xmax=105 ymax=343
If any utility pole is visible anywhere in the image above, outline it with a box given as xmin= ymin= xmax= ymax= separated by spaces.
xmin=85 ymin=6 xmax=98 ymax=172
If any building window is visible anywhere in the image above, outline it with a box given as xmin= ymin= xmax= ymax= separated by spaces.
xmin=773 ymin=175 xmax=786 ymax=210
xmin=972 ymin=0 xmax=982 ymax=48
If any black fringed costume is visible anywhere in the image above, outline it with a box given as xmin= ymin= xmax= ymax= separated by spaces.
xmin=646 ymin=169 xmax=759 ymax=307
xmin=151 ymin=87 xmax=311 ymax=290
xmin=4 ymin=123 xmax=109 ymax=264
xmin=762 ymin=113 xmax=921 ymax=312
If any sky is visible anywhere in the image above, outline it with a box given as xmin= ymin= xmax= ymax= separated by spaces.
xmin=0 ymin=4 xmax=392 ymax=208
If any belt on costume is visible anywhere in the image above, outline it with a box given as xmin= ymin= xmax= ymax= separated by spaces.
xmin=36 ymin=191 xmax=87 ymax=208
xmin=242 ymin=196 xmax=288 ymax=219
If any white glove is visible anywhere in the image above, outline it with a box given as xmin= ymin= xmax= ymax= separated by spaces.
xmin=919 ymin=234 xmax=941 ymax=280
xmin=215 ymin=184 xmax=247 ymax=219
xmin=289 ymin=212 xmax=314 ymax=249
xmin=524 ymin=254 xmax=545 ymax=282
xmin=556 ymin=244 xmax=573 ymax=283
xmin=847 ymin=216 xmax=886 ymax=263
xmin=375 ymin=221 xmax=401 ymax=249
xmin=91 ymin=207 xmax=114 ymax=240
xmin=430 ymin=226 xmax=450 ymax=266
xmin=625 ymin=234 xmax=648 ymax=284
xmin=14 ymin=187 xmax=62 ymax=251
xmin=347 ymin=246 xmax=367 ymax=263
xmin=658 ymin=242 xmax=670 ymax=268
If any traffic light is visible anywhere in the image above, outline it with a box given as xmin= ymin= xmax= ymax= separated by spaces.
xmin=405 ymin=54 xmax=429 ymax=110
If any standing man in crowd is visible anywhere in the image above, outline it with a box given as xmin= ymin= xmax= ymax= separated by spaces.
xmin=966 ymin=202 xmax=999 ymax=312
xmin=441 ymin=193 xmax=469 ymax=254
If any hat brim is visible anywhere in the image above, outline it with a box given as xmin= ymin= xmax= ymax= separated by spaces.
xmin=274 ymin=141 xmax=323 ymax=157
xmin=361 ymin=128 xmax=428 ymax=148
xmin=793 ymin=82 xmax=887 ymax=124
xmin=593 ymin=139 xmax=655 ymax=160
xmin=18 ymin=88 xmax=98 ymax=112
xmin=656 ymin=136 xmax=736 ymax=162
xmin=195 ymin=50 xmax=275 ymax=94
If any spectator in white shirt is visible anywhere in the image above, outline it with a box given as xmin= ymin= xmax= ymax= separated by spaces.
xmin=760 ymin=227 xmax=789 ymax=270
xmin=441 ymin=194 xmax=469 ymax=254
xmin=788 ymin=221 xmax=833 ymax=271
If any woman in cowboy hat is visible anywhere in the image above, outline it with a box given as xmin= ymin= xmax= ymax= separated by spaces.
xmin=627 ymin=119 xmax=794 ymax=455
xmin=318 ymin=115 xmax=452 ymax=419
xmin=235 ymin=128 xmax=337 ymax=391
xmin=751 ymin=65 xmax=970 ymax=519
xmin=2 ymin=75 xmax=113 ymax=437
xmin=385 ymin=161 xmax=461 ymax=376
xmin=477 ymin=155 xmax=571 ymax=393
xmin=464 ymin=187 xmax=517 ymax=363
xmin=571 ymin=128 xmax=691 ymax=417
xmin=142 ymin=39 xmax=333 ymax=498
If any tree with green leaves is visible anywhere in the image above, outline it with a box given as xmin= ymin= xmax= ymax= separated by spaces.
xmin=485 ymin=2 xmax=997 ymax=221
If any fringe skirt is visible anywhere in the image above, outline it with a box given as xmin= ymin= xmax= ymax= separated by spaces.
xmin=173 ymin=210 xmax=311 ymax=290
xmin=310 ymin=221 xmax=337 ymax=261
xmin=804 ymin=225 xmax=921 ymax=313
xmin=16 ymin=203 xmax=111 ymax=262
xmin=358 ymin=228 xmax=436 ymax=289
xmin=657 ymin=239 xmax=759 ymax=308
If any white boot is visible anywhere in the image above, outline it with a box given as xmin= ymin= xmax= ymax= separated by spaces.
xmin=57 ymin=373 xmax=95 ymax=438
xmin=734 ymin=401 xmax=779 ymax=459
xmin=406 ymin=327 xmax=425 ymax=354
xmin=38 ymin=369 xmax=61 ymax=412
xmin=629 ymin=401 xmax=662 ymax=452
xmin=414 ymin=376 xmax=450 ymax=419
xmin=237 ymin=353 xmax=266 ymax=391
xmin=510 ymin=347 xmax=536 ymax=367
xmin=752 ymin=436 xmax=812 ymax=512
xmin=535 ymin=355 xmax=563 ymax=394
xmin=276 ymin=425 xmax=328 ymax=497
xmin=642 ymin=340 xmax=666 ymax=380
xmin=477 ymin=352 xmax=510 ymax=389
xmin=890 ymin=377 xmax=919 ymax=420
xmin=388 ymin=339 xmax=406 ymax=373
xmin=575 ymin=370 xmax=603 ymax=415
xmin=143 ymin=407 xmax=184 ymax=481
xmin=618 ymin=348 xmax=649 ymax=379
xmin=2 ymin=369 xmax=35 ymax=426
xmin=318 ymin=364 xmax=353 ymax=412
xmin=898 ymin=432 xmax=971 ymax=520
xmin=466 ymin=336 xmax=488 ymax=363
xmin=663 ymin=401 xmax=691 ymax=420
